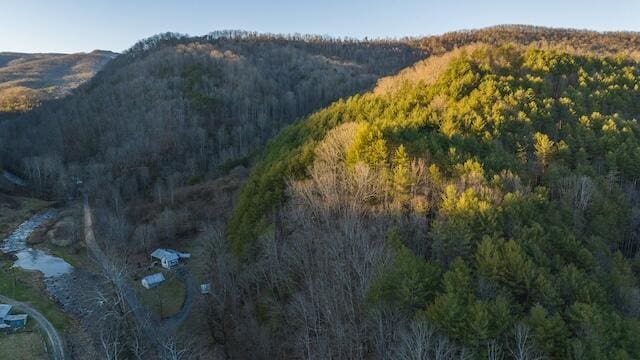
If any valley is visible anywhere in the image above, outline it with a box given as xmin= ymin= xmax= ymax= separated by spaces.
xmin=2 ymin=24 xmax=640 ymax=359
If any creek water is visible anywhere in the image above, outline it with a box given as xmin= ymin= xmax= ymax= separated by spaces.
xmin=1 ymin=210 xmax=73 ymax=277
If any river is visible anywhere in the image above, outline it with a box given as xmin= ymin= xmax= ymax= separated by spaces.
xmin=1 ymin=210 xmax=73 ymax=277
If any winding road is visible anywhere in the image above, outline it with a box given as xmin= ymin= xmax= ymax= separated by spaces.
xmin=0 ymin=294 xmax=65 ymax=360
xmin=83 ymin=195 xmax=196 ymax=352
xmin=161 ymin=266 xmax=195 ymax=331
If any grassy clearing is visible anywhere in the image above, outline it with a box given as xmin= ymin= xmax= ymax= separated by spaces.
xmin=176 ymin=236 xmax=213 ymax=338
xmin=29 ymin=201 xmax=95 ymax=270
xmin=0 ymin=329 xmax=47 ymax=360
xmin=39 ymin=243 xmax=92 ymax=270
xmin=0 ymin=262 xmax=69 ymax=330
xmin=135 ymin=270 xmax=186 ymax=320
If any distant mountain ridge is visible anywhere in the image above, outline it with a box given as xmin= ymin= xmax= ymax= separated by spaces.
xmin=6 ymin=25 xmax=640 ymax=194
xmin=0 ymin=50 xmax=116 ymax=112
xmin=0 ymin=31 xmax=423 ymax=195
xmin=416 ymin=24 xmax=640 ymax=56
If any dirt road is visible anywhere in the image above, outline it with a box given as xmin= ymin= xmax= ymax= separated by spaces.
xmin=83 ymin=195 xmax=196 ymax=352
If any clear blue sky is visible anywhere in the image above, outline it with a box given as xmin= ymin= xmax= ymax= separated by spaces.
xmin=2 ymin=0 xmax=640 ymax=53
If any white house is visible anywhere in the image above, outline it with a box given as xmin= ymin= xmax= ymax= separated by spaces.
xmin=151 ymin=249 xmax=180 ymax=269
xmin=4 ymin=315 xmax=27 ymax=328
xmin=151 ymin=248 xmax=191 ymax=269
xmin=0 ymin=304 xmax=28 ymax=330
xmin=141 ymin=273 xmax=166 ymax=289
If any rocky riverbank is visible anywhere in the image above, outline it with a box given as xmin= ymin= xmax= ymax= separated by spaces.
xmin=1 ymin=204 xmax=101 ymax=359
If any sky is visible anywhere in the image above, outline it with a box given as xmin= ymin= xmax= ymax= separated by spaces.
xmin=1 ymin=0 xmax=640 ymax=53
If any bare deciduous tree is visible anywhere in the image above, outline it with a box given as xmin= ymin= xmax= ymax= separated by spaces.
xmin=392 ymin=321 xmax=467 ymax=360
xmin=509 ymin=323 xmax=542 ymax=360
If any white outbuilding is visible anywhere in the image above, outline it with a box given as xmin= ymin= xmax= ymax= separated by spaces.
xmin=200 ymin=283 xmax=211 ymax=295
xmin=141 ymin=273 xmax=166 ymax=289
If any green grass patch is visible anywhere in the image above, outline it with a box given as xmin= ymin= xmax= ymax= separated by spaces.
xmin=135 ymin=270 xmax=185 ymax=320
xmin=0 ymin=195 xmax=68 ymax=330
xmin=37 ymin=243 xmax=91 ymax=270
xmin=0 ymin=263 xmax=69 ymax=330
xmin=0 ymin=330 xmax=46 ymax=360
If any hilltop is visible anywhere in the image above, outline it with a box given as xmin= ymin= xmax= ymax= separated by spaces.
xmin=0 ymin=50 xmax=115 ymax=112
xmin=416 ymin=24 xmax=640 ymax=57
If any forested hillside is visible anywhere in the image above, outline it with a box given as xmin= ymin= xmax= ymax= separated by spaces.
xmin=226 ymin=45 xmax=640 ymax=358
xmin=4 ymin=26 xmax=640 ymax=201
xmin=416 ymin=25 xmax=640 ymax=57
xmin=0 ymin=32 xmax=422 ymax=198
xmin=5 ymin=26 xmax=640 ymax=359
xmin=0 ymin=50 xmax=115 ymax=113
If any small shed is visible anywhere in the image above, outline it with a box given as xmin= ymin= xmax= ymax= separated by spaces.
xmin=151 ymin=249 xmax=180 ymax=269
xmin=4 ymin=314 xmax=27 ymax=328
xmin=200 ymin=283 xmax=211 ymax=295
xmin=141 ymin=273 xmax=166 ymax=289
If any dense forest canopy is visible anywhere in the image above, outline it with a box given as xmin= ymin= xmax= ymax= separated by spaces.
xmin=227 ymin=44 xmax=640 ymax=358
xmin=0 ymin=31 xmax=422 ymax=198
xmin=4 ymin=25 xmax=640 ymax=200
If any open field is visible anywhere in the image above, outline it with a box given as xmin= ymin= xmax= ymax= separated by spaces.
xmin=0 ymin=262 xmax=69 ymax=330
xmin=0 ymin=329 xmax=47 ymax=360
xmin=40 ymin=243 xmax=91 ymax=269
xmin=135 ymin=270 xmax=186 ymax=320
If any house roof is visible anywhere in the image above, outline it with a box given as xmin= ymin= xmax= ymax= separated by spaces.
xmin=0 ymin=304 xmax=12 ymax=319
xmin=150 ymin=249 xmax=179 ymax=261
xmin=142 ymin=273 xmax=166 ymax=285
xmin=5 ymin=314 xmax=27 ymax=322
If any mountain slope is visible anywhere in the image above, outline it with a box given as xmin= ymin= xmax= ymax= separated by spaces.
xmin=4 ymin=26 xmax=640 ymax=197
xmin=228 ymin=44 xmax=640 ymax=358
xmin=0 ymin=51 xmax=115 ymax=112
xmin=0 ymin=32 xmax=423 ymax=196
